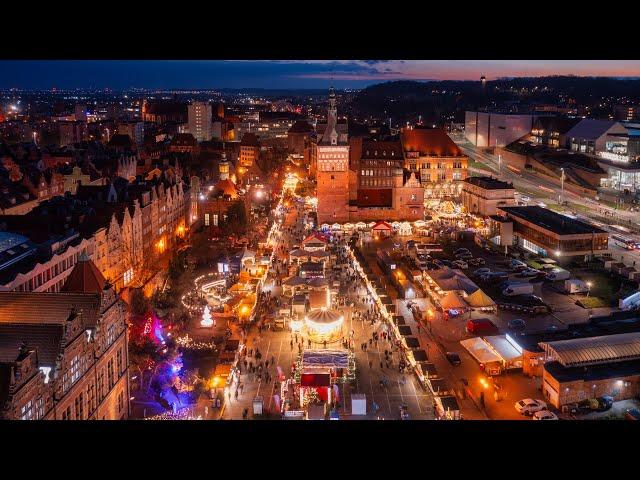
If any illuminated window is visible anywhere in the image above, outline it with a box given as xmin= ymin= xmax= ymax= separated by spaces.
xmin=205 ymin=214 xmax=210 ymax=226
xmin=123 ymin=268 xmax=133 ymax=286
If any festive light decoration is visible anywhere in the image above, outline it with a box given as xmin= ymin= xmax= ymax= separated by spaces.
xmin=145 ymin=408 xmax=202 ymax=420
xmin=200 ymin=305 xmax=214 ymax=327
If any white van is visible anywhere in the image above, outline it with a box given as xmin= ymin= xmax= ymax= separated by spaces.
xmin=502 ymin=283 xmax=534 ymax=296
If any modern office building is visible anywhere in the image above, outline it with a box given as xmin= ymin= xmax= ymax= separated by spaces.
xmin=188 ymin=102 xmax=213 ymax=142
xmin=464 ymin=111 xmax=534 ymax=147
xmin=564 ymin=119 xmax=628 ymax=158
xmin=489 ymin=205 xmax=609 ymax=260
xmin=530 ymin=117 xmax=581 ymax=148
xmin=461 ymin=176 xmax=516 ymax=216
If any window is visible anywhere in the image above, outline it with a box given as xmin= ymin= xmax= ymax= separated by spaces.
xmin=70 ymin=355 xmax=80 ymax=383
xmin=21 ymin=400 xmax=34 ymax=420
xmin=107 ymin=358 xmax=115 ymax=389
xmin=123 ymin=268 xmax=133 ymax=286
xmin=117 ymin=348 xmax=123 ymax=375
xmin=204 ymin=213 xmax=210 ymax=226
xmin=411 ymin=194 xmax=417 ymax=202
xmin=106 ymin=323 xmax=117 ymax=347
xmin=213 ymin=214 xmax=219 ymax=227
xmin=62 ymin=405 xmax=72 ymax=420
xmin=118 ymin=391 xmax=124 ymax=413
xmin=35 ymin=397 xmax=45 ymax=419
xmin=75 ymin=393 xmax=84 ymax=420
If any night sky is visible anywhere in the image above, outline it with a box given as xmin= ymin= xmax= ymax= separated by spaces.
xmin=1 ymin=60 xmax=640 ymax=90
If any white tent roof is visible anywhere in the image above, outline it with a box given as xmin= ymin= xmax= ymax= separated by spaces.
xmin=460 ymin=337 xmax=502 ymax=365
xmin=484 ymin=335 xmax=522 ymax=362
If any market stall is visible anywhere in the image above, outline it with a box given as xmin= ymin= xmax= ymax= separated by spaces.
xmin=460 ymin=337 xmax=503 ymax=375
xmin=465 ymin=288 xmax=497 ymax=313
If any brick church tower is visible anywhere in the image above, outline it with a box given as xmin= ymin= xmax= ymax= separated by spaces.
xmin=316 ymin=87 xmax=350 ymax=224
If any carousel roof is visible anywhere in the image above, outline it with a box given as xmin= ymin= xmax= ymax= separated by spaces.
xmin=306 ymin=308 xmax=342 ymax=324
xmin=310 ymin=250 xmax=330 ymax=258
xmin=289 ymin=249 xmax=309 ymax=257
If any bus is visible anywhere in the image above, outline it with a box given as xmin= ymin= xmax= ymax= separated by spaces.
xmin=611 ymin=235 xmax=637 ymax=250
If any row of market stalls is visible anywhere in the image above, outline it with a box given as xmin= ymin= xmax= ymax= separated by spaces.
xmin=346 ymin=239 xmax=465 ymax=419
xmin=320 ymin=220 xmax=431 ymax=237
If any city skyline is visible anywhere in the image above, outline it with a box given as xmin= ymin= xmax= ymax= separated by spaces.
xmin=2 ymin=60 xmax=640 ymax=90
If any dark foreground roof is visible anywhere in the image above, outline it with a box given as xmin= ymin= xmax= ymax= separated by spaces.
xmin=544 ymin=359 xmax=640 ymax=383
xmin=498 ymin=206 xmax=607 ymax=235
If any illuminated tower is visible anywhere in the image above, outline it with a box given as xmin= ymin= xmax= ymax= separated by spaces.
xmin=315 ymin=87 xmax=350 ymax=224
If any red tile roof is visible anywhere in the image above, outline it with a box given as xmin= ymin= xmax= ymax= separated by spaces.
xmin=372 ymin=220 xmax=393 ymax=230
xmin=61 ymin=253 xmax=107 ymax=294
xmin=357 ymin=189 xmax=392 ymax=208
xmin=214 ymin=179 xmax=239 ymax=199
xmin=302 ymin=233 xmax=328 ymax=245
xmin=400 ymin=128 xmax=463 ymax=157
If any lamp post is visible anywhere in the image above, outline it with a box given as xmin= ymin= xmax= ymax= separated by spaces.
xmin=586 ymin=281 xmax=592 ymax=297
xmin=559 ymin=168 xmax=565 ymax=205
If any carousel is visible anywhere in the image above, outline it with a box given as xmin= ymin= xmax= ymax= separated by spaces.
xmin=304 ymin=308 xmax=344 ymax=344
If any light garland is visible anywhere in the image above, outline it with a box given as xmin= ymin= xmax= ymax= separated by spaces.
xmin=145 ymin=408 xmax=203 ymax=420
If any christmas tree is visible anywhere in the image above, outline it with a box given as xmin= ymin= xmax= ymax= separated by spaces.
xmin=200 ymin=305 xmax=213 ymax=327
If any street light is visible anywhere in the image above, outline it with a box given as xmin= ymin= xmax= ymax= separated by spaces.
xmin=559 ymin=168 xmax=565 ymax=205
xmin=586 ymin=281 xmax=592 ymax=297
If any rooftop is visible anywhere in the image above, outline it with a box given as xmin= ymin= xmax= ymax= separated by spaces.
xmin=464 ymin=176 xmax=514 ymax=190
xmin=498 ymin=206 xmax=607 ymax=235
xmin=565 ymin=118 xmax=621 ymax=140
xmin=540 ymin=332 xmax=640 ymax=367
xmin=400 ymin=128 xmax=464 ymax=157
xmin=544 ymin=359 xmax=640 ymax=383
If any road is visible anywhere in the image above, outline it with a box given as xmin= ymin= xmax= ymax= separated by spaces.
xmin=459 ymin=142 xmax=640 ymax=267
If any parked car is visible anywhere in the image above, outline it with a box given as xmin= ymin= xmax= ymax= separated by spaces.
xmin=533 ymin=410 xmax=558 ymax=420
xmin=454 ymin=248 xmax=470 ymax=255
xmin=519 ymin=268 xmax=542 ymax=278
xmin=469 ymin=257 xmax=486 ymax=266
xmin=515 ymin=398 xmax=547 ymax=416
xmin=509 ymin=259 xmax=527 ymax=271
xmin=473 ymin=267 xmax=491 ymax=277
xmin=445 ymin=352 xmax=461 ymax=365
xmin=456 ymin=252 xmax=473 ymax=260
xmin=466 ymin=318 xmax=499 ymax=335
xmin=441 ymin=260 xmax=455 ymax=267
xmin=546 ymin=269 xmax=571 ymax=281
xmin=480 ymin=272 xmax=509 ymax=284
xmin=508 ymin=318 xmax=526 ymax=330
xmin=452 ymin=260 xmax=469 ymax=269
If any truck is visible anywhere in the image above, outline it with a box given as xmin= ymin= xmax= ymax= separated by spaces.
xmin=564 ymin=279 xmax=589 ymax=294
xmin=502 ymin=282 xmax=534 ymax=296
xmin=546 ymin=268 xmax=571 ymax=281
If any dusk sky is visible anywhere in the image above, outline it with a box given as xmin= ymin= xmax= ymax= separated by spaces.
xmin=2 ymin=60 xmax=640 ymax=89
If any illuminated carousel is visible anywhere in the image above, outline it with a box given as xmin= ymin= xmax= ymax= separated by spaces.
xmin=304 ymin=308 xmax=344 ymax=344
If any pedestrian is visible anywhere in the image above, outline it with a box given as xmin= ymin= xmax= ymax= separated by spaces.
xmin=380 ymin=361 xmax=384 ymax=369
xmin=235 ymin=389 xmax=239 ymax=400
xmin=290 ymin=340 xmax=293 ymax=351
xmin=369 ymin=360 xmax=373 ymax=369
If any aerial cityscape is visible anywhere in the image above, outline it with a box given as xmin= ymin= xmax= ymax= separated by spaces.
xmin=3 ymin=59 xmax=640 ymax=422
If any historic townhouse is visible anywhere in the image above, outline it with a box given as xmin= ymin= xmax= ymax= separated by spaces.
xmin=0 ymin=255 xmax=129 ymax=420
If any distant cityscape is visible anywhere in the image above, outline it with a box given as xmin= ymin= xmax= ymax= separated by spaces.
xmin=1 ymin=66 xmax=640 ymax=422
